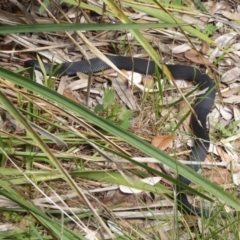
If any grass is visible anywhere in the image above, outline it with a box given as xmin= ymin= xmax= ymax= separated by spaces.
xmin=0 ymin=0 xmax=239 ymax=239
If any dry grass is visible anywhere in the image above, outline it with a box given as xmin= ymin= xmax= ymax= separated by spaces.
xmin=0 ymin=0 xmax=240 ymax=239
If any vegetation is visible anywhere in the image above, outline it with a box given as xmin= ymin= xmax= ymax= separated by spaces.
xmin=0 ymin=0 xmax=239 ymax=239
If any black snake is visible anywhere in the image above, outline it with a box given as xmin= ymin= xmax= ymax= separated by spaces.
xmin=25 ymin=56 xmax=216 ymax=217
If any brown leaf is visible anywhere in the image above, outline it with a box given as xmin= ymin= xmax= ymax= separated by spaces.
xmin=217 ymin=146 xmax=240 ymax=172
xmin=94 ymin=76 xmax=107 ymax=83
xmin=203 ymin=167 xmax=232 ymax=185
xmin=117 ymin=69 xmax=129 ymax=85
xmin=151 ymin=134 xmax=176 ymax=150
xmin=184 ymin=49 xmax=213 ymax=66
xmin=57 ymin=75 xmax=68 ymax=94
xmin=142 ymin=76 xmax=154 ymax=89
xmin=147 ymin=162 xmax=162 ymax=172
xmin=113 ymin=76 xmax=137 ymax=110
xmin=208 ymin=1 xmax=223 ymax=15
xmin=222 ymin=67 xmax=240 ymax=83
xmin=221 ymin=11 xmax=240 ymax=22
xmin=221 ymin=85 xmax=240 ymax=98
xmin=63 ymin=88 xmax=78 ymax=102
xmin=201 ymin=41 xmax=210 ymax=55
xmin=102 ymin=189 xmax=156 ymax=208
xmin=217 ymin=146 xmax=234 ymax=162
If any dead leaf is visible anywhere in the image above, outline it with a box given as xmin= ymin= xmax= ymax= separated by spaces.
xmin=94 ymin=76 xmax=107 ymax=83
xmin=201 ymin=41 xmax=210 ymax=55
xmin=203 ymin=167 xmax=232 ymax=185
xmin=113 ymin=76 xmax=137 ymax=110
xmin=222 ymin=67 xmax=240 ymax=83
xmin=57 ymin=76 xmax=68 ymax=94
xmin=215 ymin=103 xmax=232 ymax=120
xmin=172 ymin=43 xmax=191 ymax=54
xmin=147 ymin=162 xmax=162 ymax=172
xmin=221 ymin=142 xmax=239 ymax=163
xmin=221 ymin=11 xmax=240 ymax=22
xmin=207 ymin=1 xmax=224 ymax=15
xmin=184 ymin=49 xmax=213 ymax=65
xmin=117 ymin=69 xmax=129 ymax=86
xmin=142 ymin=76 xmax=154 ymax=89
xmin=67 ymin=79 xmax=88 ymax=91
xmin=223 ymin=95 xmax=240 ymax=104
xmin=151 ymin=134 xmax=176 ymax=150
xmin=102 ymin=189 xmax=153 ymax=208
xmin=76 ymin=72 xmax=89 ymax=79
xmin=233 ymin=106 xmax=240 ymax=125
xmin=183 ymin=214 xmax=198 ymax=227
xmin=221 ymin=85 xmax=240 ymax=97
xmin=233 ymin=172 xmax=240 ymax=185
xmin=117 ymin=70 xmax=142 ymax=86
xmin=63 ymin=88 xmax=79 ymax=102
xmin=219 ymin=150 xmax=240 ymax=173
xmin=215 ymin=146 xmax=240 ymax=172
xmin=210 ymin=33 xmax=237 ymax=61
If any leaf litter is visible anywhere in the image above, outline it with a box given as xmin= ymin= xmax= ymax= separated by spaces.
xmin=0 ymin=0 xmax=240 ymax=238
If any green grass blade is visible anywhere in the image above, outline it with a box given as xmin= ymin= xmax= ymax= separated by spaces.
xmin=124 ymin=1 xmax=213 ymax=44
xmin=0 ymin=184 xmax=86 ymax=239
xmin=0 ymin=22 xmax=185 ymax=34
xmin=0 ymin=67 xmax=239 ymax=210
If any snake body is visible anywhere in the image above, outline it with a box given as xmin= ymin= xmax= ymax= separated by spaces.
xmin=25 ymin=56 xmax=216 ymax=216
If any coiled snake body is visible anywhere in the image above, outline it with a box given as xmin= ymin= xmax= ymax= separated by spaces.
xmin=25 ymin=56 xmax=216 ymax=217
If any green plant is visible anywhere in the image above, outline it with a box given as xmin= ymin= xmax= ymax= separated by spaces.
xmin=215 ymin=120 xmax=240 ymax=138
xmin=2 ymin=211 xmax=23 ymax=222
xmin=0 ymin=0 xmax=239 ymax=238
xmin=35 ymin=56 xmax=63 ymax=88
xmin=195 ymin=23 xmax=218 ymax=37
xmin=203 ymin=23 xmax=218 ymax=36
xmin=94 ymin=87 xmax=133 ymax=129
